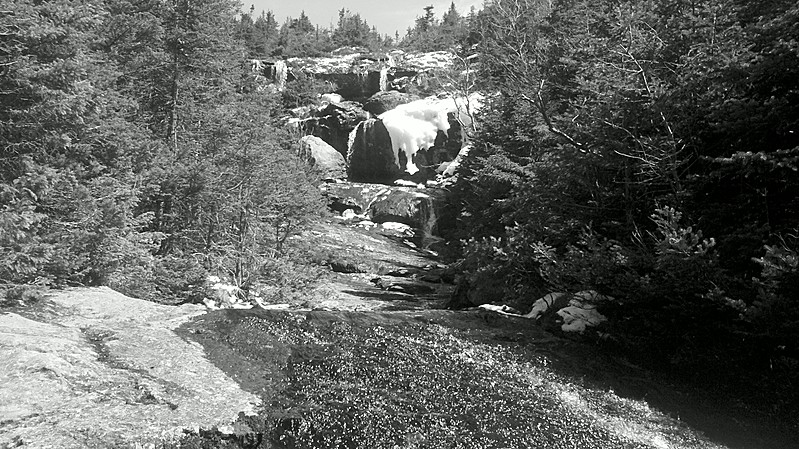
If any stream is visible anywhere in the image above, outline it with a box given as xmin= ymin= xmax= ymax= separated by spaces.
xmin=170 ymin=222 xmax=792 ymax=449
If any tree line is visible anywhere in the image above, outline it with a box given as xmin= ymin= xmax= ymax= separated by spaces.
xmin=0 ymin=0 xmax=325 ymax=302
xmin=234 ymin=2 xmax=473 ymax=57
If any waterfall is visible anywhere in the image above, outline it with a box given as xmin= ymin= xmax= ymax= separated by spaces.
xmin=251 ymin=59 xmax=264 ymax=75
xmin=347 ymin=121 xmax=363 ymax=161
xmin=379 ymin=67 xmax=389 ymax=92
xmin=418 ymin=194 xmax=441 ymax=249
xmin=274 ymin=60 xmax=288 ymax=91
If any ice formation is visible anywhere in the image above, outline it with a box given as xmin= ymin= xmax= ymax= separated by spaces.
xmin=378 ymin=95 xmax=482 ymax=174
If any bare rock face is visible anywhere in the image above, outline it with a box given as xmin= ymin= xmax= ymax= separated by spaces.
xmin=304 ymin=101 xmax=369 ymax=157
xmin=322 ymin=182 xmax=441 ymax=233
xmin=251 ymin=51 xmax=455 ymax=102
xmin=362 ymin=91 xmax=420 ymax=115
xmin=345 ymin=109 xmax=465 ymax=184
xmin=0 ymin=287 xmax=260 ymax=448
xmin=346 ymin=119 xmax=404 ymax=183
xmin=298 ymin=135 xmax=347 ymax=180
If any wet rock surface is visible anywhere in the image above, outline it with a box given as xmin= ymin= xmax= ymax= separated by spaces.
xmin=345 ymin=119 xmax=402 ymax=183
xmin=321 ymin=182 xmax=443 ymax=232
xmin=297 ymin=136 xmax=346 ymax=180
xmin=305 ymin=102 xmax=369 ymax=157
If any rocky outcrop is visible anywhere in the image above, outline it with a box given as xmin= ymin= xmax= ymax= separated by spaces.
xmin=346 ymin=119 xmax=403 ymax=183
xmin=304 ymin=101 xmax=369 ymax=157
xmin=345 ymin=110 xmax=466 ymax=183
xmin=321 ymin=182 xmax=443 ymax=233
xmin=298 ymin=136 xmax=347 ymax=180
xmin=251 ymin=50 xmax=456 ymax=101
xmin=363 ymin=91 xmax=420 ymax=115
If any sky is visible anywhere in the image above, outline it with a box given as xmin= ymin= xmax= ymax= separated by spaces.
xmin=245 ymin=0 xmax=484 ymax=37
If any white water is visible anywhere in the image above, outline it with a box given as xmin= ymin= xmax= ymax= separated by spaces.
xmin=274 ymin=60 xmax=288 ymax=91
xmin=379 ymin=67 xmax=389 ymax=92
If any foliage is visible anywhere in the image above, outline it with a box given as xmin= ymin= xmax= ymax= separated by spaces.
xmin=1 ymin=0 xmax=327 ymax=303
xmin=453 ymin=0 xmax=799 ymax=382
xmin=400 ymin=3 xmax=470 ymax=51
xmin=280 ymin=75 xmax=336 ymax=110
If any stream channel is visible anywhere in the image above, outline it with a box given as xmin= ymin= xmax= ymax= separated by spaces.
xmin=173 ymin=222 xmax=792 ymax=449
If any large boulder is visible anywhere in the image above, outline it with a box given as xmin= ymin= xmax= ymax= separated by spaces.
xmin=297 ymin=136 xmax=347 ymax=180
xmin=303 ymin=101 xmax=369 ymax=158
xmin=347 ymin=119 xmax=403 ymax=183
xmin=363 ymin=91 xmax=420 ymax=115
xmin=524 ymin=291 xmax=609 ymax=333
xmin=321 ymin=182 xmax=443 ymax=233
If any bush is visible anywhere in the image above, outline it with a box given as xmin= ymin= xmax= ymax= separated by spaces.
xmin=748 ymin=239 xmax=799 ymax=358
xmin=0 ymin=284 xmax=46 ymax=308
xmin=252 ymin=255 xmax=326 ymax=303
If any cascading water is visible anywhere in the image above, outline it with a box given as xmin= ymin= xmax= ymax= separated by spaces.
xmin=379 ymin=67 xmax=389 ymax=92
xmin=274 ymin=60 xmax=288 ymax=91
xmin=347 ymin=121 xmax=362 ymax=161
xmin=418 ymin=195 xmax=439 ymax=248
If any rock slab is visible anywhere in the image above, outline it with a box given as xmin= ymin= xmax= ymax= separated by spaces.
xmin=298 ymin=135 xmax=347 ymax=180
xmin=0 ymin=287 xmax=260 ymax=448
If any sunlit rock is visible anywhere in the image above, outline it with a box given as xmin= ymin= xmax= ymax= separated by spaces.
xmin=524 ymin=290 xmax=609 ymax=333
xmin=524 ymin=292 xmax=570 ymax=320
xmin=321 ymin=182 xmax=443 ymax=234
xmin=304 ymin=101 xmax=369 ymax=157
xmin=298 ymin=136 xmax=346 ymax=180
xmin=250 ymin=50 xmax=457 ymax=101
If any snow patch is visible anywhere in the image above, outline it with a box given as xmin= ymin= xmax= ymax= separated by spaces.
xmin=320 ymin=93 xmax=343 ymax=103
xmin=523 ymin=292 xmax=569 ymax=319
xmin=557 ymin=299 xmax=607 ymax=333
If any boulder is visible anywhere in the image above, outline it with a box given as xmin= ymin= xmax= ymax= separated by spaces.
xmin=320 ymin=93 xmax=344 ymax=103
xmin=298 ymin=136 xmax=347 ymax=180
xmin=305 ymin=101 xmax=369 ymax=157
xmin=321 ymin=182 xmax=442 ymax=233
xmin=347 ymin=119 xmax=404 ymax=183
xmin=557 ymin=300 xmax=608 ymax=333
xmin=363 ymin=91 xmax=420 ymax=115
xmin=523 ymin=292 xmax=571 ymax=320
xmin=346 ymin=116 xmax=464 ymax=184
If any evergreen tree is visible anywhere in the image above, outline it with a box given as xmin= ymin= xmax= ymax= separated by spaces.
xmin=331 ymin=9 xmax=382 ymax=50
